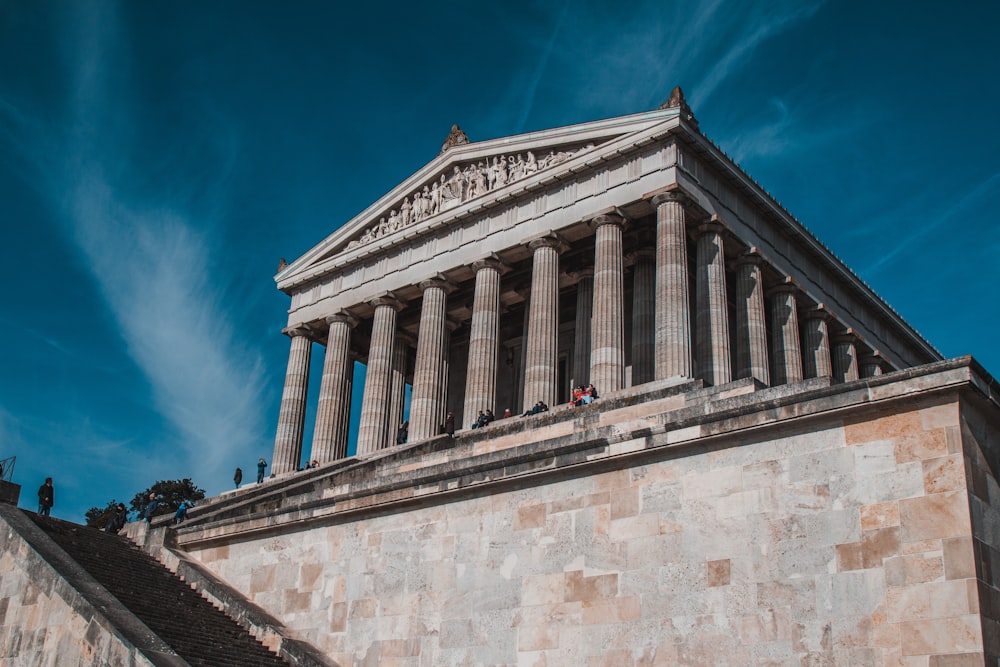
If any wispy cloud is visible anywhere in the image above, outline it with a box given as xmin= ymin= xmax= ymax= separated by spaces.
xmin=691 ymin=2 xmax=826 ymax=106
xmin=719 ymin=95 xmax=872 ymax=164
xmin=515 ymin=0 xmax=572 ymax=133
xmin=1 ymin=3 xmax=271 ymax=494
xmin=863 ymin=171 xmax=1000 ymax=276
xmin=539 ymin=0 xmax=828 ymax=121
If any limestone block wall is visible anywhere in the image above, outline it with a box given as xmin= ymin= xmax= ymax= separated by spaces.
xmin=187 ymin=388 xmax=992 ymax=666
xmin=0 ymin=510 xmax=157 ymax=667
xmin=961 ymin=398 xmax=1000 ymax=663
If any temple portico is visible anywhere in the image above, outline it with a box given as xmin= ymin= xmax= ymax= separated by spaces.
xmin=270 ymin=89 xmax=933 ymax=471
xmin=60 ymin=90 xmax=995 ymax=667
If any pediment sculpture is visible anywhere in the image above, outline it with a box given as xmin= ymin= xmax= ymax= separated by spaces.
xmin=345 ymin=143 xmax=595 ymax=251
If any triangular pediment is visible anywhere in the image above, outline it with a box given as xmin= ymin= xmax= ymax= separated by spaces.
xmin=277 ymin=107 xmax=682 ymax=290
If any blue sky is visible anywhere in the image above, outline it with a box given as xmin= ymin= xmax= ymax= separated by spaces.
xmin=1 ymin=1 xmax=997 ymax=522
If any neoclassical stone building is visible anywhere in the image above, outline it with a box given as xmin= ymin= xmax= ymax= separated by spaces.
xmin=2 ymin=91 xmax=998 ymax=666
xmin=270 ymin=89 xmax=935 ymax=474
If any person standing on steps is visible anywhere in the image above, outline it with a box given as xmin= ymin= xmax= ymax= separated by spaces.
xmin=37 ymin=477 xmax=54 ymax=516
xmin=257 ymin=457 xmax=268 ymax=484
xmin=144 ymin=493 xmax=160 ymax=523
xmin=234 ymin=467 xmax=243 ymax=488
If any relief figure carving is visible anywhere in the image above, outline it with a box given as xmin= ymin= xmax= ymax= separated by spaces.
xmin=346 ymin=142 xmax=594 ymax=250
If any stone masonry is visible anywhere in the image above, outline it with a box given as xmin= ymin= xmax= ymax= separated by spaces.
xmin=173 ymin=359 xmax=1000 ymax=666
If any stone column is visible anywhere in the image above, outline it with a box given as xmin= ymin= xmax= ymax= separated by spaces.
xmin=523 ymin=236 xmax=562 ymax=411
xmin=388 ymin=334 xmax=409 ymax=443
xmin=800 ymin=308 xmax=832 ymax=379
xmin=733 ymin=251 xmax=769 ymax=385
xmin=590 ymin=214 xmax=626 ymax=393
xmin=357 ymin=296 xmax=400 ymax=455
xmin=463 ymin=259 xmax=503 ymax=425
xmin=442 ymin=319 xmax=458 ymax=426
xmin=630 ymin=250 xmax=656 ymax=386
xmin=410 ymin=279 xmax=451 ymax=441
xmin=860 ymin=352 xmax=885 ymax=378
xmin=652 ymin=192 xmax=693 ymax=380
xmin=694 ymin=222 xmax=731 ymax=386
xmin=833 ymin=332 xmax=861 ymax=383
xmin=571 ymin=269 xmax=594 ymax=387
xmin=272 ymin=327 xmax=312 ymax=475
xmin=768 ymin=284 xmax=803 ymax=385
xmin=311 ymin=313 xmax=356 ymax=463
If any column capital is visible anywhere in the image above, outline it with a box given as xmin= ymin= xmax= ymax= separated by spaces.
xmin=588 ymin=212 xmax=626 ymax=231
xmin=368 ymin=293 xmax=403 ymax=311
xmin=325 ymin=312 xmax=358 ymax=328
xmin=418 ymin=276 xmax=457 ymax=294
xmin=859 ymin=350 xmax=885 ymax=366
xmin=626 ymin=248 xmax=656 ymax=263
xmin=694 ymin=221 xmax=726 ymax=238
xmin=281 ymin=324 xmax=315 ymax=339
xmin=471 ymin=255 xmax=509 ymax=274
xmin=832 ymin=329 xmax=860 ymax=345
xmin=649 ymin=189 xmax=691 ymax=208
xmin=765 ymin=278 xmax=800 ymax=298
xmin=573 ymin=267 xmax=595 ymax=282
xmin=527 ymin=233 xmax=568 ymax=253
xmin=732 ymin=247 xmax=764 ymax=268
xmin=801 ymin=304 xmax=831 ymax=322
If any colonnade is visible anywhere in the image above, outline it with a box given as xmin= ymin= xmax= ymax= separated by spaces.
xmin=271 ymin=190 xmax=887 ymax=475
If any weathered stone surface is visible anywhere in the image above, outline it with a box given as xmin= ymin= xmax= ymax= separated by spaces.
xmin=174 ymin=359 xmax=999 ymax=665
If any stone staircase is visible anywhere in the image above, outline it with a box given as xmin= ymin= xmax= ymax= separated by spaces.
xmin=26 ymin=513 xmax=290 ymax=667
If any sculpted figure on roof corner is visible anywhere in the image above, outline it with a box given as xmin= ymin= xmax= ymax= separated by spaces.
xmin=440 ymin=124 xmax=470 ymax=153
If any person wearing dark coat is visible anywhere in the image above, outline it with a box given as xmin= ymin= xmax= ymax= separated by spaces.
xmin=144 ymin=493 xmax=160 ymax=523
xmin=444 ymin=411 xmax=456 ymax=437
xmin=104 ymin=503 xmax=128 ymax=533
xmin=257 ymin=458 xmax=268 ymax=483
xmin=234 ymin=467 xmax=243 ymax=488
xmin=37 ymin=478 xmax=54 ymax=516
xmin=522 ymin=401 xmax=549 ymax=417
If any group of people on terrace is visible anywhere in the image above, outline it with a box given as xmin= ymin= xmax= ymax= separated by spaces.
xmin=571 ymin=383 xmax=599 ymax=407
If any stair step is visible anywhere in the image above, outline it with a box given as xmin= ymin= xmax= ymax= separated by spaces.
xmin=27 ymin=513 xmax=289 ymax=666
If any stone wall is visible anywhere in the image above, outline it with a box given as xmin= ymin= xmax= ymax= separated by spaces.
xmin=961 ymin=396 xmax=1000 ymax=663
xmin=183 ymin=364 xmax=997 ymax=666
xmin=0 ymin=506 xmax=159 ymax=667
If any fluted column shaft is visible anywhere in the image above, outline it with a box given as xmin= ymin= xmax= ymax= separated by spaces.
xmin=273 ymin=329 xmax=312 ymax=475
xmin=388 ymin=335 xmax=408 ymax=440
xmin=695 ymin=223 xmax=731 ymax=386
xmin=631 ymin=250 xmax=656 ymax=386
xmin=311 ymin=314 xmax=356 ymax=463
xmin=463 ymin=260 xmax=502 ymax=424
xmin=590 ymin=215 xmax=626 ymax=393
xmin=833 ymin=334 xmax=860 ymax=383
xmin=733 ymin=253 xmax=769 ymax=385
xmin=801 ymin=310 xmax=832 ymax=379
xmin=768 ymin=285 xmax=803 ymax=385
xmin=523 ymin=237 xmax=561 ymax=411
xmin=572 ymin=270 xmax=593 ymax=387
xmin=411 ymin=280 xmax=450 ymax=441
xmin=357 ymin=298 xmax=400 ymax=455
xmin=652 ymin=192 xmax=693 ymax=379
